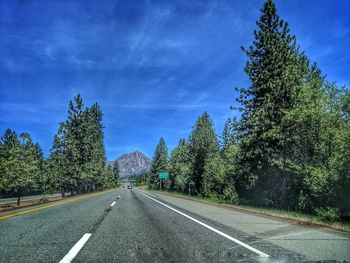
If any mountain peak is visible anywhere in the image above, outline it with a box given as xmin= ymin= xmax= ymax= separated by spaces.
xmin=109 ymin=151 xmax=151 ymax=177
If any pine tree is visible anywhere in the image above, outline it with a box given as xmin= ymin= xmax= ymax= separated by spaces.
xmin=83 ymin=103 xmax=106 ymax=192
xmin=169 ymin=138 xmax=191 ymax=192
xmin=49 ymin=124 xmax=71 ymax=197
xmin=0 ymin=129 xmax=39 ymax=205
xmin=189 ymin=112 xmax=219 ymax=194
xmin=149 ymin=137 xmax=168 ymax=189
xmin=0 ymin=94 xmax=111 ymax=200
xmin=0 ymin=129 xmax=22 ymax=202
xmin=49 ymin=95 xmax=109 ymax=195
xmin=33 ymin=142 xmax=45 ymax=192
xmin=221 ymin=117 xmax=239 ymax=150
xmin=236 ymin=0 xmax=309 ymax=206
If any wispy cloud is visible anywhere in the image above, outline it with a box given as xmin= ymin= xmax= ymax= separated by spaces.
xmin=0 ymin=0 xmax=349 ymax=159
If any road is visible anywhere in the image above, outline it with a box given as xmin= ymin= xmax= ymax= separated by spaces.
xmin=0 ymin=188 xmax=349 ymax=262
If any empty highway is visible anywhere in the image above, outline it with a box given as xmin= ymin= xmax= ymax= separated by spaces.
xmin=0 ymin=188 xmax=349 ymax=262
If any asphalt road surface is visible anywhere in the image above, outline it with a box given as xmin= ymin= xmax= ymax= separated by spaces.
xmin=0 ymin=188 xmax=349 ymax=262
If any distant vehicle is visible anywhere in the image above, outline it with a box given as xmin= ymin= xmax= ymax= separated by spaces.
xmin=127 ymin=185 xmax=132 ymax=189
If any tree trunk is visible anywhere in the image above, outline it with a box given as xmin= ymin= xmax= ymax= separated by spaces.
xmin=17 ymin=193 xmax=20 ymax=206
xmin=61 ymin=188 xmax=65 ymax=198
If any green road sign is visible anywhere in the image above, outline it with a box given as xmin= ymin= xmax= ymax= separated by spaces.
xmin=159 ymin=172 xmax=169 ymax=179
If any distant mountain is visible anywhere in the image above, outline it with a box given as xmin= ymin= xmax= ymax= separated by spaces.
xmin=109 ymin=151 xmax=152 ymax=177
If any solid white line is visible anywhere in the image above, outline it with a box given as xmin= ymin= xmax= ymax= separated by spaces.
xmin=111 ymin=201 xmax=116 ymax=207
xmin=59 ymin=233 xmax=92 ymax=263
xmin=138 ymin=191 xmax=269 ymax=258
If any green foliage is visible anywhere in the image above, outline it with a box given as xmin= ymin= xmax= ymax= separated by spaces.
xmin=202 ymin=155 xmax=226 ymax=196
xmin=314 ymin=207 xmax=340 ymax=222
xmin=150 ymin=0 xmax=350 ymax=220
xmin=202 ymin=144 xmax=239 ymax=202
xmin=148 ymin=137 xmax=169 ymax=189
xmin=0 ymin=129 xmax=42 ymax=204
xmin=298 ymin=168 xmax=336 ymax=211
xmin=156 ymin=113 xmax=239 ymax=202
xmin=129 ymin=173 xmax=148 ymax=187
xmin=233 ymin=0 xmax=350 ymax=215
xmin=169 ymin=139 xmax=191 ymax=192
xmin=189 ymin=112 xmax=219 ymax=194
xmin=221 ymin=118 xmax=239 ymax=150
xmin=222 ymin=187 xmax=239 ymax=204
xmin=100 ymin=165 xmax=116 ymax=189
xmin=48 ymin=94 xmax=111 ymax=195
xmin=40 ymin=194 xmax=50 ymax=204
xmin=235 ymin=0 xmax=311 ymax=208
xmin=0 ymin=95 xmax=114 ymax=200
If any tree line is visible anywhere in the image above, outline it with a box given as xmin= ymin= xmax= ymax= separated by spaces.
xmin=148 ymin=0 xmax=350 ymax=220
xmin=0 ymin=94 xmax=118 ymax=205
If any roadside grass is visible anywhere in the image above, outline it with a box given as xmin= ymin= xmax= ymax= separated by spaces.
xmin=149 ymin=189 xmax=350 ymax=233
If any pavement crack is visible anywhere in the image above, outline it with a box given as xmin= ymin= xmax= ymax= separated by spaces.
xmin=90 ymin=205 xmax=113 ymax=234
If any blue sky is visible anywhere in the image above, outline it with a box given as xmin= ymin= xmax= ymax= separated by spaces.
xmin=0 ymin=0 xmax=349 ymax=160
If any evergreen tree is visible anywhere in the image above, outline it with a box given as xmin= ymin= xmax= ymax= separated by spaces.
xmin=169 ymin=139 xmax=191 ymax=192
xmin=149 ymin=137 xmax=168 ymax=189
xmin=221 ymin=117 xmax=239 ymax=150
xmin=189 ymin=112 xmax=219 ymax=194
xmin=0 ymin=129 xmax=39 ymax=205
xmin=33 ymin=142 xmax=45 ymax=192
xmin=202 ymin=155 xmax=226 ymax=197
xmin=83 ymin=103 xmax=107 ymax=192
xmin=49 ymin=124 xmax=71 ymax=197
xmin=0 ymin=95 xmax=111 ymax=201
xmin=49 ymin=94 xmax=109 ymax=195
xmin=65 ymin=94 xmax=86 ymax=194
xmin=236 ymin=0 xmax=309 ymax=207
xmin=292 ymin=81 xmax=350 ymax=214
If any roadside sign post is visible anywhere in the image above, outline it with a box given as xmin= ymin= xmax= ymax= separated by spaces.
xmin=159 ymin=172 xmax=169 ymax=191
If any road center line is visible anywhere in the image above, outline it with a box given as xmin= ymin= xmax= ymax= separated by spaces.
xmin=138 ymin=191 xmax=269 ymax=258
xmin=110 ymin=201 xmax=116 ymax=207
xmin=59 ymin=233 xmax=92 ymax=263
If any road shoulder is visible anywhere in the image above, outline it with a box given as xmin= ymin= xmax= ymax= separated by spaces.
xmin=143 ymin=189 xmax=350 ymax=261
